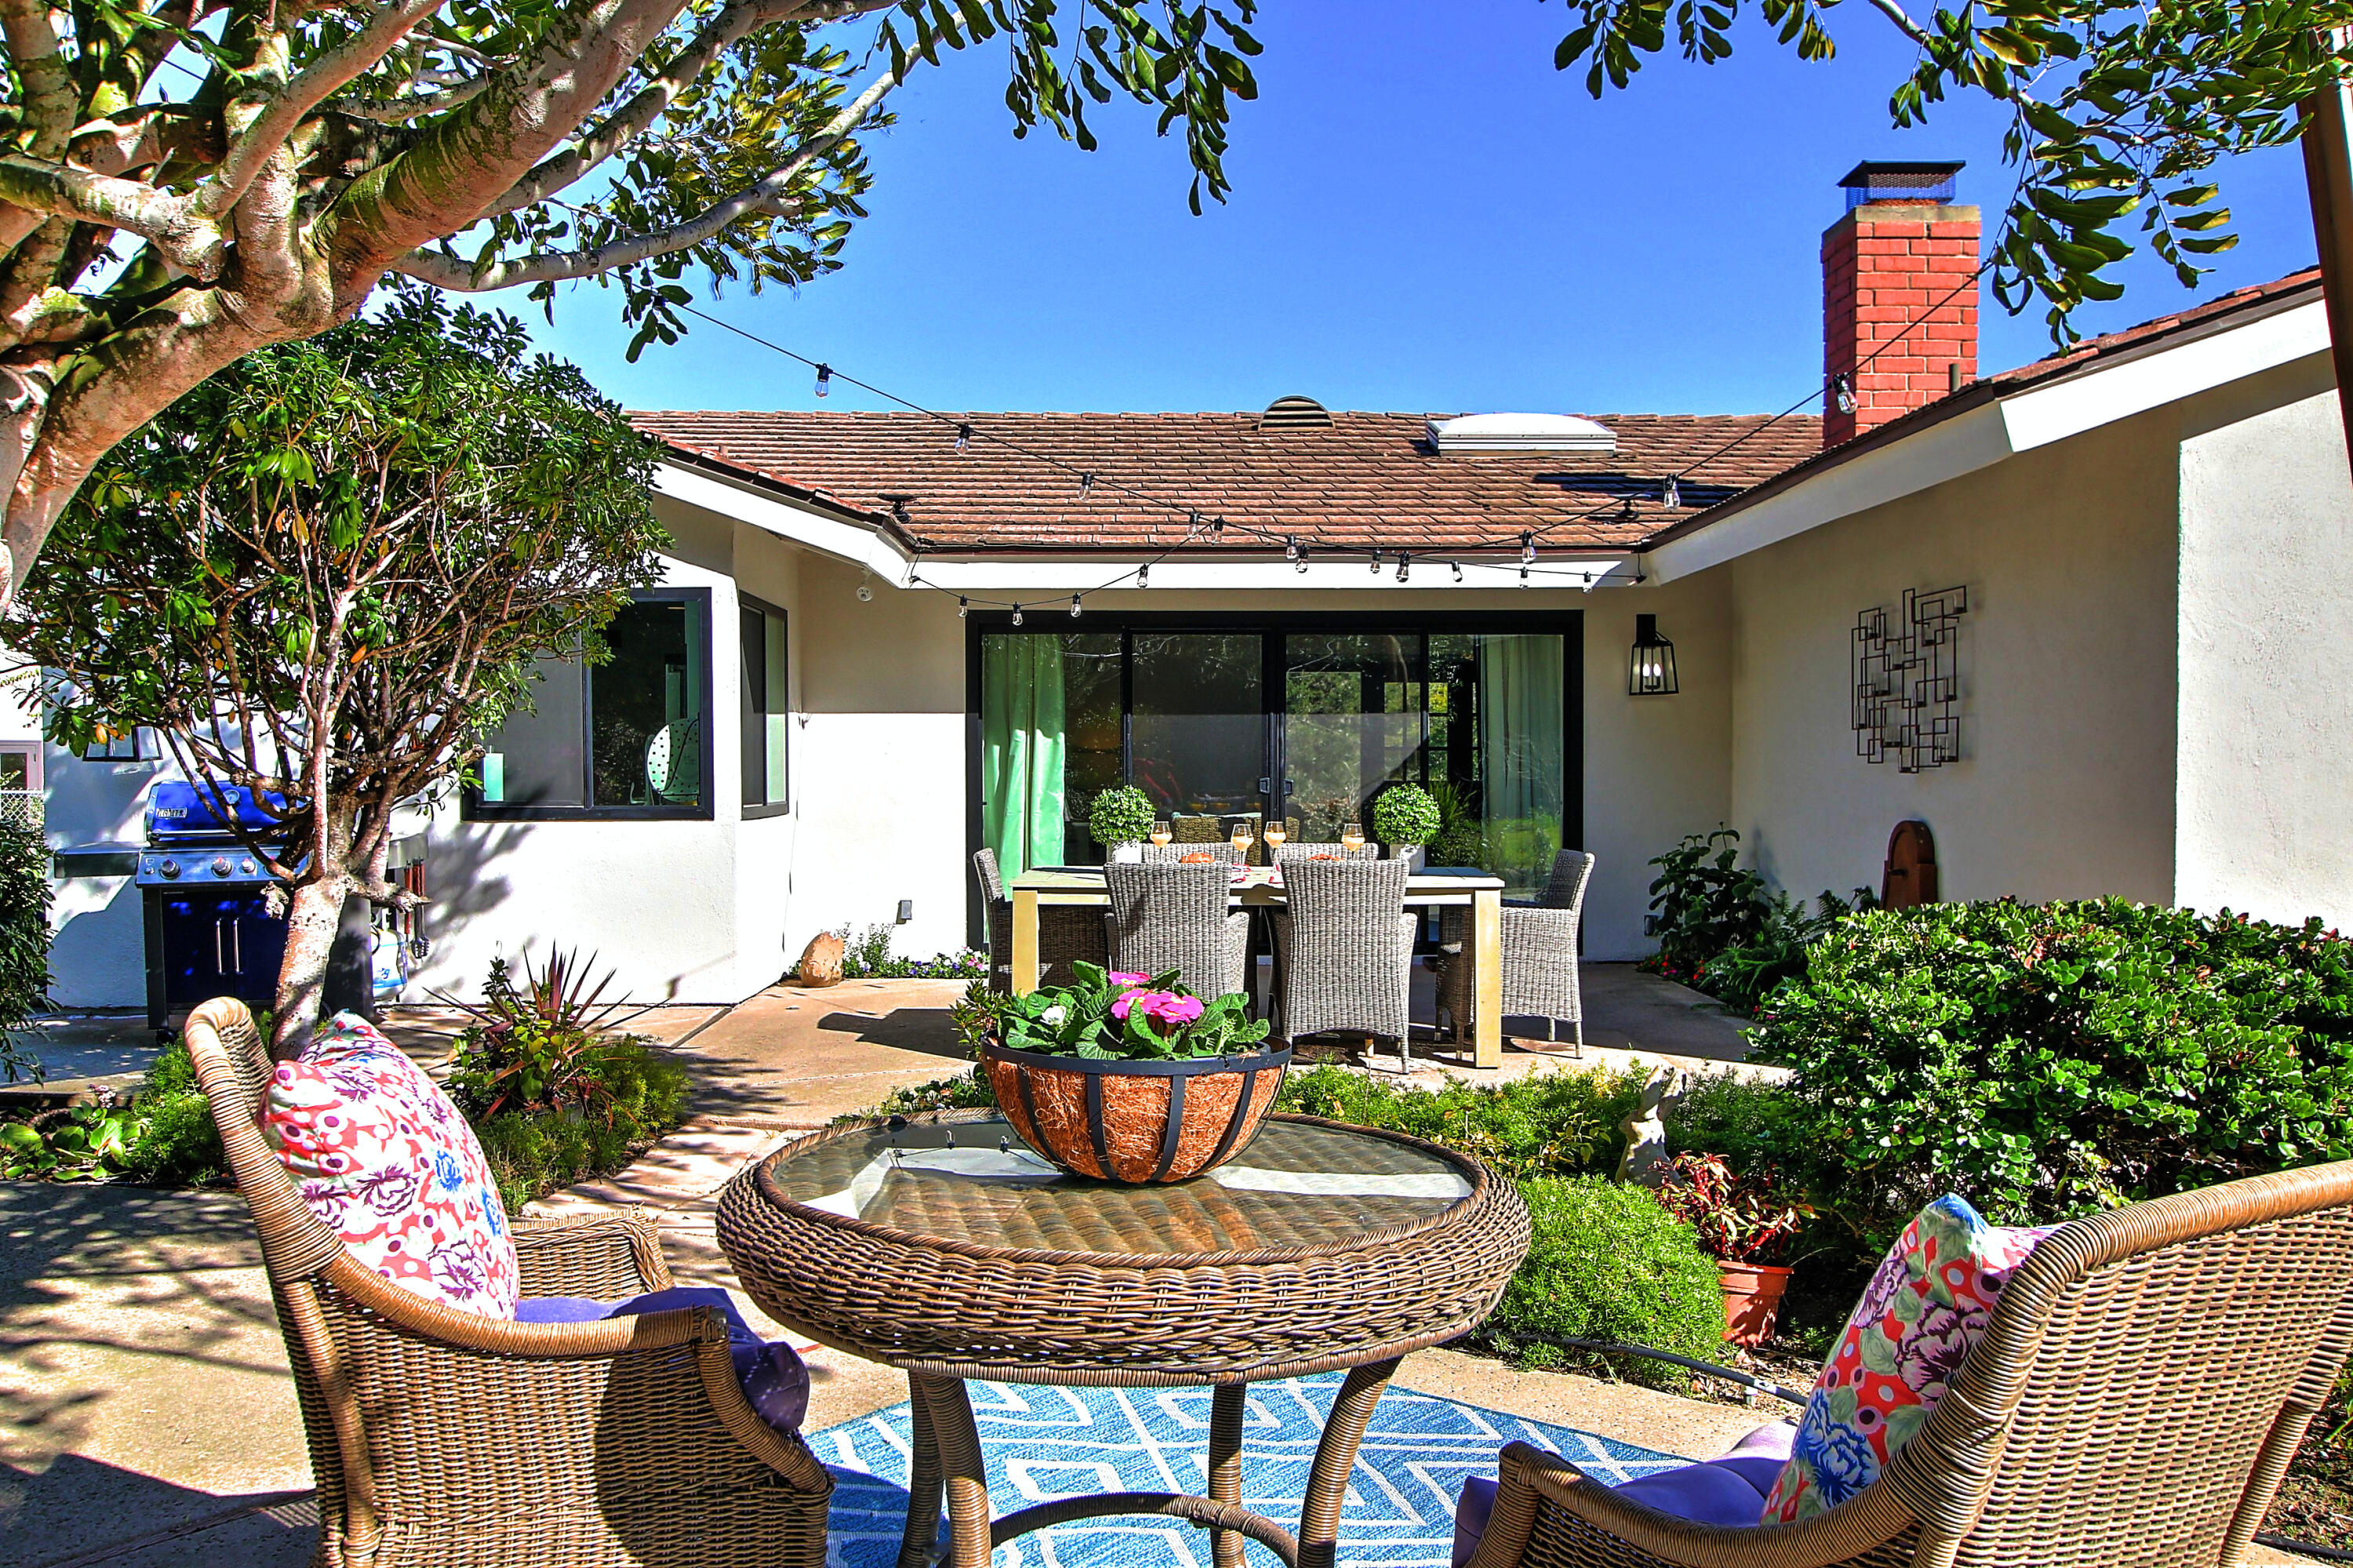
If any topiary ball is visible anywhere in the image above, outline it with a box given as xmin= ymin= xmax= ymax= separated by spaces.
xmin=1371 ymin=783 xmax=1442 ymax=848
xmin=1088 ymin=784 xmax=1157 ymax=847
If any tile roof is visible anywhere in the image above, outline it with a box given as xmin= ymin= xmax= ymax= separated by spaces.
xmin=1646 ymin=267 xmax=2327 ymax=551
xmin=631 ymin=409 xmax=1825 ymax=555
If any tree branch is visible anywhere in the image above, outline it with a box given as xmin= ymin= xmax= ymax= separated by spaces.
xmin=397 ymin=66 xmax=893 ymax=289
xmin=197 ymin=0 xmax=449 ymax=219
xmin=0 ymin=0 xmax=81 ymax=158
xmin=1859 ymin=0 xmax=1934 ymax=51
xmin=333 ymin=75 xmax=494 ymax=124
xmin=478 ymin=0 xmax=805 ymax=220
xmin=0 ymin=158 xmax=223 ymax=277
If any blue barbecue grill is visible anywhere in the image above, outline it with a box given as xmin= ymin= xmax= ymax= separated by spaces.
xmin=138 ymin=781 xmax=292 ymax=1037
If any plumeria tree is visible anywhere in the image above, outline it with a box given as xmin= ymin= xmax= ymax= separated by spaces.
xmin=0 ymin=0 xmax=1263 ymax=612
xmin=3 ymin=289 xmax=665 ymax=1050
xmin=1544 ymin=0 xmax=2353 ymax=343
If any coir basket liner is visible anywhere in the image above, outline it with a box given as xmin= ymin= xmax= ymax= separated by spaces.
xmin=980 ymin=1041 xmax=1290 ymax=1184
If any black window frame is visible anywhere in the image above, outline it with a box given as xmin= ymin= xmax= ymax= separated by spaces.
xmin=963 ymin=608 xmax=1584 ymax=944
xmin=463 ymin=585 xmax=717 ymax=823
xmin=740 ymin=591 xmax=791 ymax=819
xmin=79 ymin=726 xmax=160 ymax=762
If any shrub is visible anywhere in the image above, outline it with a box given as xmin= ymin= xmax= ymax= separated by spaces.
xmin=469 ymin=1039 xmax=689 ymax=1213
xmin=1666 ymin=1071 xmax=1825 ymax=1181
xmin=1088 ymin=785 xmax=1155 ymax=847
xmin=1275 ymin=1063 xmax=1646 ymax=1179
xmin=0 ymin=1042 xmax=225 ymax=1185
xmin=1651 ymin=1151 xmax=1813 ymax=1264
xmin=1755 ymin=898 xmax=2353 ymax=1245
xmin=0 ymin=820 xmax=50 ymax=1082
xmin=1700 ymin=887 xmax=1875 ymax=1015
xmin=1371 ymin=783 xmax=1441 ymax=848
xmin=1642 ymin=828 xmax=1773 ymax=983
xmin=1478 ymin=1175 xmax=1727 ymax=1388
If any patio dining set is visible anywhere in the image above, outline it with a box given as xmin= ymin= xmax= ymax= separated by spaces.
xmin=970 ymin=839 xmax=1598 ymax=1070
xmin=179 ymin=994 xmax=2353 ymax=1568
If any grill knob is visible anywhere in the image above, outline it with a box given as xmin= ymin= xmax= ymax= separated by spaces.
xmin=158 ymin=858 xmax=180 ymax=879
xmin=211 ymin=857 xmax=232 ymax=878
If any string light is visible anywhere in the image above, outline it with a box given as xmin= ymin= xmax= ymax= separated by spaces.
xmin=1663 ymin=475 xmax=1680 ymax=510
xmin=1451 ymin=562 xmax=1464 ymax=584
xmin=1070 ymin=594 xmax=1083 ymax=617
xmin=1136 ymin=562 xmax=1150 ymax=588
xmin=1078 ymin=471 xmax=1094 ymax=499
xmin=1284 ymin=536 xmax=1299 ymax=562
xmin=1294 ymin=544 xmax=1309 ymax=575
xmin=1369 ymin=549 xmax=1383 ymax=575
xmin=814 ymin=363 xmax=831 ymax=398
xmin=1520 ymin=532 xmax=1536 ymax=567
xmin=1519 ymin=566 xmax=1530 ymax=588
xmin=957 ymin=596 xmax=969 ymax=617
xmin=1396 ymin=553 xmax=1411 ymax=584
xmin=955 ymin=423 xmax=972 ymax=453
xmin=1011 ymin=606 xmax=1024 ymax=625
xmin=1831 ymin=373 xmax=1857 ymax=415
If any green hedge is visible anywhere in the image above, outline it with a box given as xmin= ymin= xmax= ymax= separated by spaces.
xmin=0 ymin=820 xmax=50 ymax=1082
xmin=1752 ymin=898 xmax=2353 ymax=1245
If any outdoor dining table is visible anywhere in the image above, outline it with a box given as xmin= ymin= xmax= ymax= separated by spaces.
xmin=1009 ymin=863 xmax=1514 ymax=1067
xmin=715 ymin=1108 xmax=1533 ymax=1568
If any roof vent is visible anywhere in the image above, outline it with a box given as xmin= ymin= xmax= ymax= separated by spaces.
xmin=1425 ymin=413 xmax=1617 ymax=455
xmin=1838 ymin=159 xmax=1963 ymax=209
xmin=1258 ymin=395 xmax=1333 ymax=431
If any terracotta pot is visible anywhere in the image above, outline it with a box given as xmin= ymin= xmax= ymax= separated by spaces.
xmin=1718 ymin=1260 xmax=1795 ymax=1347
xmin=980 ymin=1040 xmax=1290 ymax=1184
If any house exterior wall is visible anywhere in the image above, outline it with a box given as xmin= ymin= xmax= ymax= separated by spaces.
xmin=2174 ymin=358 xmax=2353 ymax=930
xmin=1722 ymin=401 xmax=2183 ymax=911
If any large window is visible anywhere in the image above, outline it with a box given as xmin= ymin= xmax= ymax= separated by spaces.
xmin=741 ymin=595 xmax=790 ymax=815
xmin=80 ymin=726 xmax=158 ymax=761
xmin=471 ymin=589 xmax=712 ymax=819
xmin=972 ymin=615 xmax=1578 ymax=894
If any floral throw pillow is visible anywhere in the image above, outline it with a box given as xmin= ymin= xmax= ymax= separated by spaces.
xmin=1760 ymin=1195 xmax=2049 ymax=1523
xmin=263 ymin=1012 xmax=519 ymax=1318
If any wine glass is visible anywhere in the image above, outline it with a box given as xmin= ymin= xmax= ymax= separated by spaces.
xmin=1229 ymin=820 xmax=1254 ymax=860
xmin=1340 ymin=823 xmax=1366 ymax=855
xmin=1262 ymin=820 xmax=1288 ymax=855
xmin=1150 ymin=820 xmax=1173 ymax=848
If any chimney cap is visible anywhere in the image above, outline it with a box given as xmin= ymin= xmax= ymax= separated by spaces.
xmin=1838 ymin=159 xmax=1963 ymax=207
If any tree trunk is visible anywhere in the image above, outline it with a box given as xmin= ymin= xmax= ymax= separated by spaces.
xmin=274 ymin=873 xmax=351 ymax=1058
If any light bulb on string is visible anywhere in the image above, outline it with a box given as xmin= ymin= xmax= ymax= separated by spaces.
xmin=1451 ymin=562 xmax=1464 ymax=584
xmin=813 ymin=363 xmax=831 ymax=398
xmin=1831 ymin=373 xmax=1857 ymax=415
xmin=1396 ymin=554 xmax=1411 ymax=584
xmin=1136 ymin=562 xmax=1150 ymax=589
xmin=1284 ymin=536 xmax=1299 ymax=562
xmin=1071 ymin=595 xmax=1083 ymax=617
xmin=1369 ymin=550 xmax=1383 ymax=575
xmin=1011 ymin=606 xmax=1024 ymax=626
xmin=1519 ymin=566 xmax=1530 ymax=589
xmin=1520 ymin=532 xmax=1536 ymax=567
xmin=955 ymin=423 xmax=972 ymax=453
xmin=957 ymin=597 xmax=969 ymax=618
xmin=1078 ymin=472 xmax=1093 ymax=499
xmin=1583 ymin=572 xmax=1597 ymax=593
xmin=1294 ymin=544 xmax=1309 ymax=575
xmin=1663 ymin=475 xmax=1681 ymax=510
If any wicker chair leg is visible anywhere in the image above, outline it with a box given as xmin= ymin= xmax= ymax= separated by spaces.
xmin=1208 ymin=1383 xmax=1248 ymax=1568
xmin=1297 ymin=1357 xmax=1400 ymax=1568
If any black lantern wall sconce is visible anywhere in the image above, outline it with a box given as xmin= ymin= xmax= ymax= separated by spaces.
xmin=1629 ymin=613 xmax=1678 ymax=696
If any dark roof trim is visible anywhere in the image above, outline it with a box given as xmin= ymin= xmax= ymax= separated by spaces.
xmin=1638 ymin=269 xmax=2326 ymax=554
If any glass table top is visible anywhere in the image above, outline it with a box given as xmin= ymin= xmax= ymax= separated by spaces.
xmin=763 ymin=1115 xmax=1475 ymax=1257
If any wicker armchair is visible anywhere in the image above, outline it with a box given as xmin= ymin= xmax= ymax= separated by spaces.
xmin=1466 ymin=1158 xmax=2353 ymax=1568
xmin=1139 ymin=841 xmax=1246 ymax=865
xmin=183 ymin=997 xmax=833 ymax=1568
xmin=1272 ymin=857 xmax=1418 ymax=1069
xmin=1272 ymin=842 xmax=1380 ymax=863
xmin=1436 ymin=849 xmax=1593 ymax=1050
xmin=974 ymin=847 xmax=1112 ymax=992
xmin=1103 ymin=861 xmax=1252 ymax=998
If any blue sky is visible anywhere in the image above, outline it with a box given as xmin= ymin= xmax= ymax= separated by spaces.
xmin=511 ymin=0 xmax=2319 ymax=419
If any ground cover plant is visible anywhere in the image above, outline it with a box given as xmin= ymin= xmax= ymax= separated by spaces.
xmin=835 ymin=922 xmax=988 ymax=980
xmin=0 ymin=1040 xmax=227 ymax=1186
xmin=439 ymin=952 xmax=689 ymax=1213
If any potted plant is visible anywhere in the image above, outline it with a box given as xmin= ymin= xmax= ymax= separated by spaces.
xmin=1088 ymin=785 xmax=1156 ymax=860
xmin=1651 ymin=1151 xmax=1815 ymax=1345
xmin=1371 ymin=783 xmax=1442 ymax=864
xmin=959 ymin=962 xmax=1288 ymax=1183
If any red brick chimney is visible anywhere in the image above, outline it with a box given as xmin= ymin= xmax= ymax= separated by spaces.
xmin=1822 ymin=162 xmax=1979 ymax=448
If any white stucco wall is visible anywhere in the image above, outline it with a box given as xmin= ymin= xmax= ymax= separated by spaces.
xmin=1721 ymin=401 xmax=2183 ymax=910
xmin=1581 ymin=573 xmax=1734 ymax=959
xmin=2174 ymin=358 xmax=2353 ymax=930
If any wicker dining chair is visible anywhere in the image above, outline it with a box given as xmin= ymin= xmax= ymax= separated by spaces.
xmin=1435 ymin=849 xmax=1594 ymax=1051
xmin=1139 ymin=841 xmax=1246 ymax=865
xmin=1272 ymin=857 xmax=1419 ymax=1070
xmin=1464 ymin=1157 xmax=2353 ymax=1568
xmin=1272 ymin=842 xmax=1380 ymax=863
xmin=973 ymin=847 xmax=1113 ymax=992
xmin=183 ymin=997 xmax=834 ymax=1568
xmin=1103 ymin=860 xmax=1253 ymax=998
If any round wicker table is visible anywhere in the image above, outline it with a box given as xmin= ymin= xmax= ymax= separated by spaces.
xmin=716 ymin=1109 xmax=1530 ymax=1568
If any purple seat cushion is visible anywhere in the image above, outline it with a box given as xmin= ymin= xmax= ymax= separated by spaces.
xmin=516 ymin=1286 xmax=810 ymax=1432
xmin=1452 ymin=1423 xmax=1796 ymax=1566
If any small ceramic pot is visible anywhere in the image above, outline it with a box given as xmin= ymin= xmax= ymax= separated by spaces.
xmin=980 ymin=1039 xmax=1290 ymax=1184
xmin=1718 ymin=1260 xmax=1796 ymax=1347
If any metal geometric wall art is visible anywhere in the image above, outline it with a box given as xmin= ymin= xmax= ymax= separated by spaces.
xmin=1852 ymin=584 xmax=1968 ymax=772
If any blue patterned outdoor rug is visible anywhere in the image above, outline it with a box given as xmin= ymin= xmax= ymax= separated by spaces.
xmin=806 ymin=1378 xmax=1687 ymax=1568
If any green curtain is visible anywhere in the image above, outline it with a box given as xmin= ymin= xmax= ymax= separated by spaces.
xmin=982 ymin=635 xmax=1067 ymax=875
xmin=1478 ymin=635 xmax=1566 ymax=893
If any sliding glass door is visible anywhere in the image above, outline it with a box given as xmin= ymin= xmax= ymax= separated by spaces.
xmin=974 ymin=616 xmax=1576 ymax=893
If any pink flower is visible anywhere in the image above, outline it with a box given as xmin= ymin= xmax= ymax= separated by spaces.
xmin=1111 ymin=989 xmax=1206 ymax=1028
xmin=1107 ymin=972 xmax=1152 ymax=988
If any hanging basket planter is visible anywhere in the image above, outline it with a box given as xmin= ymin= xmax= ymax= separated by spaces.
xmin=980 ymin=1039 xmax=1290 ymax=1184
